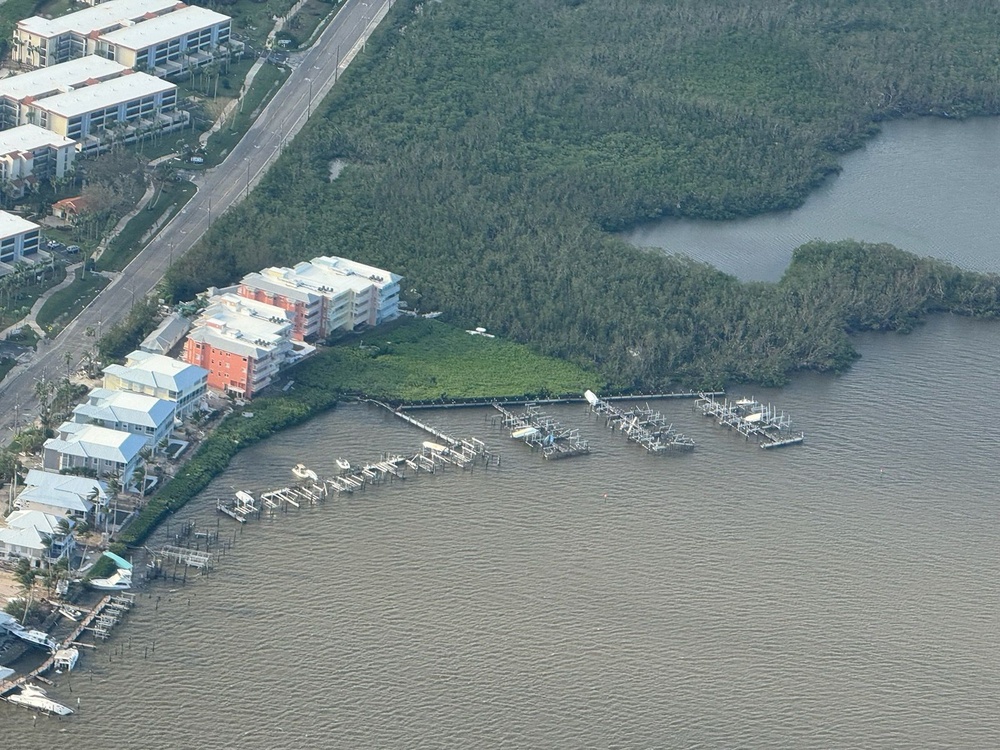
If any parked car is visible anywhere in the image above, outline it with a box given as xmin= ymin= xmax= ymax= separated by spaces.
xmin=66 ymin=244 xmax=81 ymax=254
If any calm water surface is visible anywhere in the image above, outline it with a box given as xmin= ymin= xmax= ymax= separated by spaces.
xmin=6 ymin=119 xmax=1000 ymax=748
xmin=625 ymin=117 xmax=1000 ymax=281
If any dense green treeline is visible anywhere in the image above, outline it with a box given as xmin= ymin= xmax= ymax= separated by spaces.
xmin=165 ymin=0 xmax=1000 ymax=387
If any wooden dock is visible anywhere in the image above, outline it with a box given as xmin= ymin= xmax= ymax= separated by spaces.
xmin=0 ymin=595 xmax=114 ymax=698
xmin=492 ymin=402 xmax=590 ymax=459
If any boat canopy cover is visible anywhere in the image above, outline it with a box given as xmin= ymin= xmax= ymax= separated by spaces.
xmin=102 ymin=550 xmax=133 ymax=571
xmin=743 ymin=412 xmax=765 ymax=423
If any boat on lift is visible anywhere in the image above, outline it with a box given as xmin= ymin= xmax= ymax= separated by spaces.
xmin=12 ymin=628 xmax=59 ymax=652
xmin=89 ymin=567 xmax=132 ymax=591
xmin=5 ymin=684 xmax=74 ymax=715
xmin=335 ymin=458 xmax=351 ymax=471
xmin=292 ymin=463 xmax=318 ymax=481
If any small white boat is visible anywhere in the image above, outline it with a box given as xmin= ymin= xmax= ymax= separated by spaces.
xmin=292 ymin=463 xmax=318 ymax=481
xmin=90 ymin=568 xmax=132 ymax=591
xmin=422 ymin=441 xmax=448 ymax=453
xmin=511 ymin=426 xmax=540 ymax=440
xmin=335 ymin=458 xmax=351 ymax=471
xmin=59 ymin=606 xmax=83 ymax=622
xmin=53 ymin=647 xmax=80 ymax=672
xmin=13 ymin=628 xmax=59 ymax=652
xmin=5 ymin=684 xmax=74 ymax=715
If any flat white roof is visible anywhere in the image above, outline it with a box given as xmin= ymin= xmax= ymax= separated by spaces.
xmin=18 ymin=0 xmax=182 ymax=39
xmin=100 ymin=5 xmax=230 ymax=50
xmin=189 ymin=295 xmax=293 ymax=358
xmin=0 ymin=210 xmax=40 ymax=240
xmin=253 ymin=256 xmax=403 ymax=300
xmin=0 ymin=56 xmax=127 ymax=102
xmin=33 ymin=72 xmax=175 ymax=119
xmin=0 ymin=124 xmax=75 ymax=155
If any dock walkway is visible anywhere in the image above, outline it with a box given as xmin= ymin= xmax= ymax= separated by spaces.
xmin=0 ymin=595 xmax=113 ymax=697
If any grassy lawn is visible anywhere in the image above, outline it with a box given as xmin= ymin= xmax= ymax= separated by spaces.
xmin=96 ymin=180 xmax=197 ymax=272
xmin=276 ymin=0 xmax=339 ymax=48
xmin=300 ymin=317 xmax=602 ymax=402
xmin=36 ymin=268 xmax=109 ymax=336
xmin=205 ymin=63 xmax=289 ymax=165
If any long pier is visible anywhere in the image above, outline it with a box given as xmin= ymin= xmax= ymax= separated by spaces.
xmin=377 ymin=391 xmax=723 ymax=410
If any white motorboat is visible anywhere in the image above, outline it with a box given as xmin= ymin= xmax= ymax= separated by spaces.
xmin=5 ymin=684 xmax=74 ymax=715
xmin=422 ymin=441 xmax=448 ymax=453
xmin=89 ymin=568 xmax=132 ymax=591
xmin=335 ymin=458 xmax=351 ymax=471
xmin=13 ymin=628 xmax=59 ymax=652
xmin=59 ymin=606 xmax=83 ymax=622
xmin=292 ymin=463 xmax=318 ymax=481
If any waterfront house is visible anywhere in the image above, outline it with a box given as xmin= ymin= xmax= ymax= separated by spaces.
xmin=42 ymin=422 xmax=146 ymax=481
xmin=102 ymin=350 xmax=207 ymax=418
xmin=16 ymin=469 xmax=108 ymax=524
xmin=0 ymin=509 xmax=75 ymax=565
xmin=71 ymin=387 xmax=176 ymax=452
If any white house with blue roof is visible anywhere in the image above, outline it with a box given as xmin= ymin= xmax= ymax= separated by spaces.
xmin=42 ymin=422 xmax=147 ymax=480
xmin=102 ymin=350 xmax=208 ymax=418
xmin=72 ymin=387 xmax=176 ymax=452
xmin=16 ymin=469 xmax=108 ymax=522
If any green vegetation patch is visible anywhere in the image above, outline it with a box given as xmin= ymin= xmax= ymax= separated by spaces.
xmin=164 ymin=0 xmax=1000 ymax=390
xmin=97 ymin=181 xmax=197 ymax=272
xmin=36 ymin=269 xmax=110 ymax=335
xmin=309 ymin=317 xmax=602 ymax=401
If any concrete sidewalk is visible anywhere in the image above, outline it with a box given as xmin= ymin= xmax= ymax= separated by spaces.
xmin=0 ymin=261 xmax=84 ymax=340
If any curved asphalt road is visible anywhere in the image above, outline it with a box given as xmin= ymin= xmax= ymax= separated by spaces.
xmin=0 ymin=0 xmax=392 ymax=434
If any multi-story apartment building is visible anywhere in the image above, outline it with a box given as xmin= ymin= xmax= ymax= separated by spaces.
xmin=13 ymin=0 xmax=233 ymax=77
xmin=182 ymin=293 xmax=294 ymax=398
xmin=25 ymin=71 xmax=186 ymax=153
xmin=238 ymin=256 xmax=402 ymax=341
xmin=0 ymin=125 xmax=76 ymax=198
xmin=0 ymin=56 xmax=127 ymax=129
xmin=0 ymin=211 xmax=40 ymax=263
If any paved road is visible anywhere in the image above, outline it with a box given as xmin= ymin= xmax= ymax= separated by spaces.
xmin=0 ymin=0 xmax=392 ymax=435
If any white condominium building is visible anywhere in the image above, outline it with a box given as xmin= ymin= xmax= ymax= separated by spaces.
xmin=0 ymin=56 xmax=128 ymax=129
xmin=0 ymin=125 xmax=76 ymax=198
xmin=13 ymin=0 xmax=234 ymax=77
xmin=239 ymin=256 xmax=403 ymax=341
xmin=0 ymin=211 xmax=40 ymax=264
